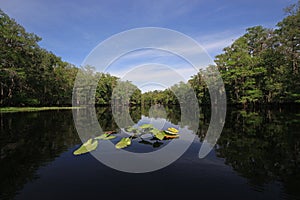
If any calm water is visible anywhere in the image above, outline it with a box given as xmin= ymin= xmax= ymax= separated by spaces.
xmin=0 ymin=106 xmax=299 ymax=199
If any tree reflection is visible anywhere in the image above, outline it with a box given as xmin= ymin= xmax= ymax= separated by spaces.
xmin=0 ymin=106 xmax=299 ymax=199
xmin=213 ymin=107 xmax=300 ymax=197
xmin=96 ymin=106 xmax=142 ymax=130
xmin=0 ymin=111 xmax=80 ymax=199
xmin=141 ymin=105 xmax=181 ymax=125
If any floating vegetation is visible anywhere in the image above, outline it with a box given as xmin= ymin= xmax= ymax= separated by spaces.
xmin=73 ymin=139 xmax=98 ymax=155
xmin=150 ymin=129 xmax=166 ymax=140
xmin=139 ymin=124 xmax=154 ymax=129
xmin=73 ymin=124 xmax=180 ymax=156
xmin=153 ymin=131 xmax=166 ymax=140
xmin=164 ymin=134 xmax=180 ymax=139
xmin=167 ymin=127 xmax=178 ymax=133
xmin=164 ymin=130 xmax=178 ymax=135
xmin=115 ymin=137 xmax=131 ymax=149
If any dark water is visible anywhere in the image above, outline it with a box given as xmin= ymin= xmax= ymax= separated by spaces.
xmin=0 ymin=106 xmax=299 ymax=200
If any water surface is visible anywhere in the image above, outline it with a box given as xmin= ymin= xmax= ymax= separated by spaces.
xmin=0 ymin=106 xmax=299 ymax=199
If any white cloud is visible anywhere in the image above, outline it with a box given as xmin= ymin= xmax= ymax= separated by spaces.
xmin=195 ymin=29 xmax=245 ymax=56
xmin=101 ymin=29 xmax=246 ymax=92
xmin=107 ymin=62 xmax=199 ymax=92
xmin=202 ymin=38 xmax=236 ymax=51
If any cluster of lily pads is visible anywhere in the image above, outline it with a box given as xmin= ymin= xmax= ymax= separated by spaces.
xmin=73 ymin=124 xmax=180 ymax=155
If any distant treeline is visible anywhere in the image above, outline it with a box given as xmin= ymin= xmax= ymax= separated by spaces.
xmin=0 ymin=10 xmax=140 ymax=106
xmin=1 ymin=1 xmax=299 ymax=107
xmin=143 ymin=2 xmax=300 ymax=106
xmin=0 ymin=9 xmax=77 ymax=106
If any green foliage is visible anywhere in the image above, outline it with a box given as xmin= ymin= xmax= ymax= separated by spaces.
xmin=153 ymin=131 xmax=166 ymax=140
xmin=72 ymin=123 xmax=181 ymax=154
xmin=141 ymin=89 xmax=178 ymax=106
xmin=95 ymin=73 xmax=119 ymax=105
xmin=0 ymin=10 xmax=141 ymax=107
xmin=188 ymin=3 xmax=300 ymax=105
xmin=124 ymin=126 xmax=137 ymax=132
xmin=139 ymin=124 xmax=154 ymax=129
xmin=111 ymin=80 xmax=141 ymax=106
xmin=73 ymin=139 xmax=98 ymax=155
xmin=1 ymin=2 xmax=300 ymax=107
xmin=141 ymin=2 xmax=300 ymax=106
xmin=0 ymin=9 xmax=78 ymax=106
xmin=115 ymin=137 xmax=131 ymax=149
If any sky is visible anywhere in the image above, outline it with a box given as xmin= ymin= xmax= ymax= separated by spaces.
xmin=0 ymin=0 xmax=297 ymax=92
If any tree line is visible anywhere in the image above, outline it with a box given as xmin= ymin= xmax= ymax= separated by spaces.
xmin=0 ymin=10 xmax=140 ymax=106
xmin=0 ymin=9 xmax=77 ymax=106
xmin=1 ymin=1 xmax=299 ymax=107
xmin=143 ymin=2 xmax=300 ymax=106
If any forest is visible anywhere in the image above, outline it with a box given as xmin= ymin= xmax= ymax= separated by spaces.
xmin=0 ymin=1 xmax=299 ymax=107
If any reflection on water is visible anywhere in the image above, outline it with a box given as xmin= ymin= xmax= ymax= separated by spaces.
xmin=0 ymin=106 xmax=299 ymax=199
xmin=0 ymin=111 xmax=80 ymax=199
xmin=215 ymin=108 xmax=300 ymax=198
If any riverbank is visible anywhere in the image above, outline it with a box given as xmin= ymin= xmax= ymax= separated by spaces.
xmin=0 ymin=107 xmax=83 ymax=113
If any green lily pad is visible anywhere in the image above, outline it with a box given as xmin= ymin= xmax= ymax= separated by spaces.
xmin=154 ymin=131 xmax=166 ymax=140
xmin=115 ymin=137 xmax=131 ymax=149
xmin=148 ymin=128 xmax=167 ymax=140
xmin=149 ymin=128 xmax=159 ymax=134
xmin=139 ymin=124 xmax=154 ymax=129
xmin=125 ymin=126 xmax=136 ymax=132
xmin=73 ymin=139 xmax=98 ymax=155
xmin=124 ymin=126 xmax=141 ymax=137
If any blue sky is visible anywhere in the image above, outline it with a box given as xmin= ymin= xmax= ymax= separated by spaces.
xmin=0 ymin=0 xmax=297 ymax=91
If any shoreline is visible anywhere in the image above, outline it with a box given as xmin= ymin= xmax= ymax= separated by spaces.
xmin=0 ymin=107 xmax=83 ymax=113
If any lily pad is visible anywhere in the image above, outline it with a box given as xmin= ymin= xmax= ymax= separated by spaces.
xmin=154 ymin=131 xmax=166 ymax=140
xmin=149 ymin=128 xmax=160 ymax=134
xmin=125 ymin=126 xmax=136 ymax=132
xmin=148 ymin=128 xmax=165 ymax=140
xmin=139 ymin=124 xmax=154 ymax=129
xmin=73 ymin=139 xmax=98 ymax=155
xmin=124 ymin=127 xmax=141 ymax=137
xmin=164 ymin=134 xmax=179 ymax=139
xmin=167 ymin=127 xmax=179 ymax=133
xmin=164 ymin=130 xmax=178 ymax=135
xmin=115 ymin=137 xmax=131 ymax=149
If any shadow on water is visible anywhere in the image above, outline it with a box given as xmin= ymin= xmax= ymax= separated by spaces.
xmin=0 ymin=111 xmax=80 ymax=199
xmin=0 ymin=105 xmax=299 ymax=199
xmin=214 ymin=107 xmax=300 ymax=198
